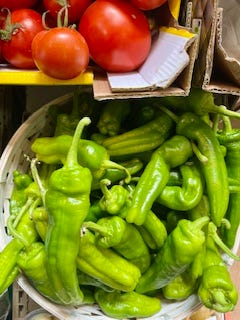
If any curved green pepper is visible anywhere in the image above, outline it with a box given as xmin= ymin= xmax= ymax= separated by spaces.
xmin=95 ymin=288 xmax=161 ymax=319
xmin=102 ymin=111 xmax=174 ymax=156
xmin=84 ymin=216 xmax=151 ymax=273
xmin=157 ymin=162 xmax=203 ymax=211
xmin=76 ymin=230 xmax=141 ymax=292
xmin=45 ymin=117 xmax=92 ymax=305
xmin=31 ymin=135 xmax=130 ymax=184
xmin=135 ymin=216 xmax=209 ymax=294
xmin=126 ymin=135 xmax=193 ymax=225
xmin=176 ymin=112 xmax=229 ymax=226
xmin=217 ymin=118 xmax=240 ymax=248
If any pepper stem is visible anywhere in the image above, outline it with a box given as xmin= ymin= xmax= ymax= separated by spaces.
xmin=83 ymin=221 xmax=110 ymax=237
xmin=157 ymin=105 xmax=179 ymax=123
xmin=6 ymin=198 xmax=38 ymax=248
xmin=208 ymin=222 xmax=240 ymax=261
xmin=100 ymin=179 xmax=112 ymax=200
xmin=216 ymin=105 xmax=240 ymax=120
xmin=191 ymin=216 xmax=210 ymax=230
xmin=191 ymin=142 xmax=208 ymax=164
xmin=222 ymin=115 xmax=233 ymax=133
xmin=65 ymin=116 xmax=91 ymax=169
xmin=102 ymin=160 xmax=131 ymax=184
xmin=30 ymin=158 xmax=46 ymax=205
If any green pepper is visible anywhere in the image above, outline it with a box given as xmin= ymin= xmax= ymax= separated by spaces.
xmin=135 ymin=216 xmax=209 ymax=294
xmin=176 ymin=112 xmax=229 ymax=227
xmin=125 ymin=98 xmax=157 ymax=129
xmin=136 ymin=210 xmax=168 ymax=250
xmin=157 ymin=162 xmax=203 ymax=211
xmin=9 ymin=170 xmax=33 ymax=217
xmin=17 ymin=242 xmax=61 ymax=304
xmin=0 ymin=208 xmax=39 ymax=294
xmin=95 ymin=288 xmax=161 ymax=319
xmin=76 ymin=230 xmax=141 ymax=292
xmin=44 ymin=117 xmax=92 ymax=305
xmin=54 ymin=88 xmax=86 ymax=136
xmin=159 ymin=87 xmax=240 ymax=120
xmin=98 ymin=179 xmax=129 ymax=215
xmin=97 ymin=99 xmax=131 ymax=136
xmin=162 ymin=266 xmax=198 ymax=301
xmin=165 ymin=211 xmax=185 ymax=234
xmin=94 ymin=157 xmax=143 ymax=188
xmin=188 ymin=194 xmax=210 ymax=221
xmin=126 ymin=135 xmax=193 ymax=225
xmin=217 ymin=117 xmax=240 ymax=248
xmin=31 ymin=206 xmax=48 ymax=242
xmin=101 ymin=110 xmax=174 ymax=156
xmin=31 ymin=135 xmax=131 ymax=185
xmin=84 ymin=200 xmax=107 ymax=223
xmin=77 ymin=271 xmax=114 ymax=292
xmin=84 ymin=216 xmax=151 ymax=273
xmin=198 ymin=233 xmax=238 ymax=313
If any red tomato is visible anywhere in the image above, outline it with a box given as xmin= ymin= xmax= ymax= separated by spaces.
xmin=0 ymin=0 xmax=39 ymax=10
xmin=43 ymin=0 xmax=93 ymax=24
xmin=31 ymin=27 xmax=89 ymax=79
xmin=1 ymin=9 xmax=44 ymax=68
xmin=130 ymin=0 xmax=167 ymax=10
xmin=78 ymin=0 xmax=151 ymax=72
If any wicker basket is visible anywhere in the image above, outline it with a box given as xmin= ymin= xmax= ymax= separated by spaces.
xmin=0 ymin=93 xmax=239 ymax=320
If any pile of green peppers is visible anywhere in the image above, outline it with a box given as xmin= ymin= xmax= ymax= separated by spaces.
xmin=1 ymin=88 xmax=240 ymax=318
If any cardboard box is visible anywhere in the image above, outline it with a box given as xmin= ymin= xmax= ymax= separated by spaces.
xmin=93 ymin=25 xmax=199 ymax=100
xmin=202 ymin=0 xmax=240 ymax=95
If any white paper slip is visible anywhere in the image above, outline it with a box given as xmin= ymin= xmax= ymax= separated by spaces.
xmin=107 ymin=26 xmax=197 ymax=92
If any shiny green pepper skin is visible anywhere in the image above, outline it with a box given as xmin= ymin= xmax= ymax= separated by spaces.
xmin=135 ymin=216 xmax=209 ymax=294
xmin=95 ymin=288 xmax=161 ymax=319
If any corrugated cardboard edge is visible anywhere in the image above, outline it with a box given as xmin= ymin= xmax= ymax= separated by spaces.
xmin=202 ymin=7 xmax=240 ymax=95
xmin=93 ymin=27 xmax=199 ymax=101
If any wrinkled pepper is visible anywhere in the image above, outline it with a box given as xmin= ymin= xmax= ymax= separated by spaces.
xmin=101 ymin=110 xmax=174 ymax=156
xmin=17 ymin=242 xmax=61 ymax=304
xmin=97 ymin=99 xmax=131 ymax=137
xmin=9 ymin=170 xmax=33 ymax=216
xmin=135 ymin=216 xmax=209 ymax=294
xmin=44 ymin=117 xmax=92 ymax=305
xmin=98 ymin=179 xmax=129 ymax=215
xmin=176 ymin=112 xmax=229 ymax=226
xmin=76 ymin=230 xmax=141 ymax=292
xmin=162 ymin=266 xmax=198 ymax=301
xmin=126 ymin=135 xmax=193 ymax=225
xmin=198 ymin=233 xmax=238 ymax=313
xmin=84 ymin=216 xmax=151 ymax=273
xmin=95 ymin=288 xmax=161 ymax=319
xmin=157 ymin=162 xmax=203 ymax=211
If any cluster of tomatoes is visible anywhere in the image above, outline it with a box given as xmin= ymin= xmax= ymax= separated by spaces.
xmin=0 ymin=0 xmax=167 ymax=80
